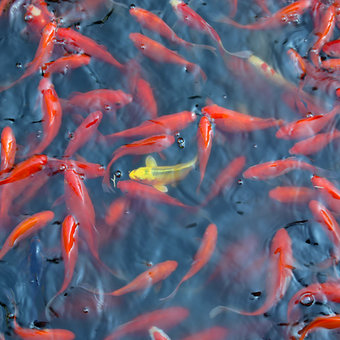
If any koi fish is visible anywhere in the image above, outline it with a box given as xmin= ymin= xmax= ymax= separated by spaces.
xmin=64 ymin=110 xmax=103 ymax=157
xmin=323 ymin=39 xmax=340 ymax=57
xmin=0 ymin=154 xmax=47 ymax=186
xmin=0 ymin=211 xmax=54 ymax=260
xmin=217 ymin=0 xmax=312 ymax=30
xmin=298 ymin=315 xmax=340 ymax=340
xmin=149 ymin=326 xmax=171 ymax=340
xmin=105 ymin=111 xmax=196 ymax=141
xmin=104 ymin=307 xmax=189 ymax=340
xmin=24 ymin=2 xmax=55 ymax=36
xmin=104 ymin=260 xmax=177 ymax=296
xmin=276 ymin=105 xmax=339 ymax=140
xmin=210 ymin=228 xmax=294 ymax=317
xmin=289 ymin=130 xmax=340 ymax=155
xmin=181 ymin=326 xmax=228 ymax=340
xmin=103 ymin=135 xmax=175 ymax=188
xmin=129 ymin=155 xmax=197 ymax=192
xmin=129 ymin=6 xmax=215 ymax=52
xmin=117 ymin=180 xmax=192 ymax=209
xmin=162 ymin=223 xmax=217 ymax=300
xmin=202 ymin=104 xmax=283 ymax=132
xmin=105 ymin=197 xmax=130 ymax=227
xmin=243 ymin=157 xmax=316 ymax=180
xmin=1 ymin=126 xmax=16 ymax=172
xmin=30 ymin=77 xmax=63 ymax=155
xmin=322 ymin=58 xmax=340 ymax=70
xmin=62 ymin=89 xmax=132 ymax=113
xmin=0 ymin=22 xmax=56 ymax=92
xmin=129 ymin=33 xmax=207 ymax=81
xmin=269 ymin=186 xmax=315 ymax=203
xmin=42 ymin=54 xmax=91 ymax=77
xmin=197 ymin=116 xmax=213 ymax=191
xmin=56 ymin=27 xmax=124 ymax=70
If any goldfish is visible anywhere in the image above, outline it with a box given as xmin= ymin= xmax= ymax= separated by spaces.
xmin=197 ymin=116 xmax=213 ymax=191
xmin=181 ymin=326 xmax=228 ymax=340
xmin=298 ymin=315 xmax=340 ymax=340
xmin=243 ymin=157 xmax=316 ymax=180
xmin=129 ymin=155 xmax=197 ymax=192
xmin=0 ymin=211 xmax=54 ymax=260
xmin=56 ymin=27 xmax=124 ymax=70
xmin=42 ymin=54 xmax=91 ymax=77
xmin=30 ymin=77 xmax=63 ymax=155
xmin=64 ymin=110 xmax=103 ymax=157
xmin=217 ymin=0 xmax=312 ymax=30
xmin=1 ymin=126 xmax=16 ymax=172
xmin=323 ymin=39 xmax=340 ymax=57
xmin=129 ymin=33 xmax=207 ymax=81
xmin=103 ymin=134 xmax=175 ymax=188
xmin=104 ymin=307 xmax=189 ymax=340
xmin=105 ymin=197 xmax=130 ymax=227
xmin=322 ymin=58 xmax=340 ymax=70
xmin=269 ymin=186 xmax=315 ymax=203
xmin=149 ymin=326 xmax=171 ymax=340
xmin=202 ymin=104 xmax=283 ymax=132
xmin=162 ymin=223 xmax=217 ymax=300
xmin=202 ymin=156 xmax=246 ymax=205
xmin=287 ymin=48 xmax=307 ymax=79
xmin=105 ymin=111 xmax=196 ymax=141
xmin=210 ymin=228 xmax=294 ymax=317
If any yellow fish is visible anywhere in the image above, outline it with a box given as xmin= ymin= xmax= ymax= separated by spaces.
xmin=129 ymin=155 xmax=197 ymax=192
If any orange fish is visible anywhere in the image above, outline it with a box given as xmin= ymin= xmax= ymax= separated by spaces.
xmin=129 ymin=33 xmax=206 ymax=81
xmin=1 ymin=126 xmax=16 ymax=172
xmin=243 ymin=157 xmax=316 ymax=180
xmin=202 ymin=104 xmax=283 ymax=132
xmin=269 ymin=186 xmax=315 ymax=203
xmin=323 ymin=39 xmax=340 ymax=57
xmin=210 ymin=228 xmax=294 ymax=317
xmin=162 ymin=223 xmax=217 ymax=300
xmin=104 ymin=307 xmax=189 ymax=340
xmin=149 ymin=326 xmax=171 ymax=340
xmin=287 ymin=48 xmax=307 ymax=79
xmin=181 ymin=326 xmax=228 ymax=340
xmin=0 ymin=0 xmax=11 ymax=16
xmin=0 ymin=211 xmax=54 ymax=260
xmin=30 ymin=77 xmax=63 ymax=155
xmin=322 ymin=58 xmax=340 ymax=70
xmin=298 ymin=315 xmax=340 ymax=340
xmin=105 ymin=197 xmax=130 ymax=227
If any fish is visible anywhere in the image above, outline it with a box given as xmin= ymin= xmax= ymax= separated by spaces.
xmin=42 ymin=54 xmax=91 ymax=77
xmin=202 ymin=156 xmax=246 ymax=205
xmin=287 ymin=48 xmax=307 ymax=79
xmin=24 ymin=2 xmax=54 ymax=36
xmin=210 ymin=228 xmax=294 ymax=317
xmin=129 ymin=155 xmax=197 ymax=192
xmin=181 ymin=326 xmax=228 ymax=340
xmin=243 ymin=157 xmax=316 ymax=180
xmin=0 ymin=0 xmax=11 ymax=16
xmin=64 ymin=110 xmax=103 ymax=157
xmin=269 ymin=186 xmax=315 ymax=203
xmin=30 ymin=77 xmax=63 ymax=155
xmin=149 ymin=326 xmax=171 ymax=340
xmin=202 ymin=104 xmax=283 ymax=132
xmin=129 ymin=33 xmax=207 ymax=81
xmin=104 ymin=307 xmax=189 ymax=340
xmin=1 ymin=126 xmax=16 ymax=172
xmin=323 ymin=39 xmax=340 ymax=57
xmin=217 ymin=0 xmax=312 ymax=30
xmin=298 ymin=315 xmax=340 ymax=340
xmin=0 ymin=211 xmax=54 ymax=260
xmin=105 ymin=111 xmax=196 ymax=141
xmin=197 ymin=116 xmax=213 ymax=191
xmin=103 ymin=135 xmax=175 ymax=188
xmin=56 ymin=27 xmax=124 ymax=70
xmin=105 ymin=197 xmax=130 ymax=227
xmin=162 ymin=223 xmax=217 ymax=300
xmin=322 ymin=58 xmax=340 ymax=70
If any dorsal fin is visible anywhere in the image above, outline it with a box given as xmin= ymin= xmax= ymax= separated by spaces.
xmin=146 ymin=155 xmax=157 ymax=167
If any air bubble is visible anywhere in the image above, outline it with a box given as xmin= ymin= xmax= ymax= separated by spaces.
xmin=177 ymin=137 xmax=185 ymax=148
xmin=115 ymin=170 xmax=121 ymax=178
xmin=83 ymin=307 xmax=89 ymax=314
xmin=300 ymin=293 xmax=314 ymax=306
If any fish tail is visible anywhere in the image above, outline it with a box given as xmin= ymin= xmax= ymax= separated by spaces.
xmin=159 ymin=280 xmax=183 ymax=301
xmin=218 ymin=42 xmax=253 ymax=59
xmin=184 ymin=41 xmax=217 ymax=55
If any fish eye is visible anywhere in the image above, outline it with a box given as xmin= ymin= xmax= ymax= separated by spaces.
xmin=115 ymin=102 xmax=121 ymax=107
xmin=115 ymin=170 xmax=121 ymax=178
xmin=300 ymin=293 xmax=314 ymax=306
xmin=130 ymin=4 xmax=135 ymax=9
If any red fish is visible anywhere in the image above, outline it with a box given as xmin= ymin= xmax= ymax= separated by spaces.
xmin=64 ymin=110 xmax=103 ymax=157
xmin=197 ymin=116 xmax=213 ymax=191
xmin=117 ymin=180 xmax=192 ymax=209
xmin=217 ymin=0 xmax=312 ymax=30
xmin=202 ymin=104 xmax=283 ymax=132
xmin=129 ymin=33 xmax=206 ymax=81
xmin=42 ymin=54 xmax=91 ymax=77
xmin=103 ymin=135 xmax=175 ymax=188
xmin=0 ymin=22 xmax=56 ymax=92
xmin=0 ymin=211 xmax=54 ymax=260
xmin=24 ymin=2 xmax=54 ymax=36
xmin=269 ymin=186 xmax=315 ymax=203
xmin=149 ymin=326 xmax=171 ymax=340
xmin=63 ymin=89 xmax=132 ymax=113
xmin=30 ymin=77 xmax=63 ymax=155
xmin=162 ymin=223 xmax=217 ymax=300
xmin=289 ymin=130 xmax=340 ymax=155
xmin=0 ymin=0 xmax=11 ymax=16
xmin=276 ymin=106 xmax=339 ymax=140
xmin=105 ymin=111 xmax=196 ymax=141
xmin=104 ymin=307 xmax=189 ymax=340
xmin=202 ymin=156 xmax=246 ymax=205
xmin=323 ymin=39 xmax=340 ymax=57
xmin=322 ymin=58 xmax=340 ymax=70
xmin=56 ymin=27 xmax=124 ymax=70
xmin=1 ymin=126 xmax=16 ymax=172
xmin=298 ymin=315 xmax=340 ymax=340
xmin=243 ymin=157 xmax=316 ymax=180
xmin=105 ymin=197 xmax=130 ymax=227
xmin=287 ymin=48 xmax=307 ymax=79
xmin=181 ymin=326 xmax=228 ymax=340
xmin=210 ymin=228 xmax=294 ymax=317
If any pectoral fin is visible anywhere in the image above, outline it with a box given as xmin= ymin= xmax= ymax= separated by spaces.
xmin=146 ymin=155 xmax=157 ymax=167
xmin=154 ymin=184 xmax=168 ymax=192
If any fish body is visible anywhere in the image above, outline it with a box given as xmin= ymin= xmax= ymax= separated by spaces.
xmin=181 ymin=326 xmax=228 ymax=340
xmin=1 ymin=126 xmax=16 ymax=172
xmin=299 ymin=315 xmax=340 ymax=340
xmin=323 ymin=39 xmax=340 ymax=57
xmin=149 ymin=326 xmax=171 ymax=340
xmin=269 ymin=186 xmax=314 ymax=203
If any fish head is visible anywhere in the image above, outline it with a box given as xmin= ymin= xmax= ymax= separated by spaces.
xmin=129 ymin=167 xmax=152 ymax=182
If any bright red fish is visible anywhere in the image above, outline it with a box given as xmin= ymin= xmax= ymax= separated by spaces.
xmin=322 ymin=58 xmax=340 ymax=70
xmin=149 ymin=326 xmax=171 ymax=340
xmin=1 ymin=126 xmax=16 ymax=172
xmin=129 ymin=33 xmax=206 ymax=81
xmin=0 ymin=211 xmax=54 ymax=260
xmin=323 ymin=39 xmax=340 ymax=57
xmin=181 ymin=326 xmax=228 ymax=340
xmin=298 ymin=315 xmax=340 ymax=340
xmin=269 ymin=186 xmax=315 ymax=203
